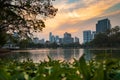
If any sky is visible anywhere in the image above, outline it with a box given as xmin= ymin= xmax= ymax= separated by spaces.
xmin=35 ymin=0 xmax=120 ymax=43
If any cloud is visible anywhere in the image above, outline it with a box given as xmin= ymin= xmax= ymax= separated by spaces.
xmin=50 ymin=0 xmax=120 ymax=26
xmin=37 ymin=0 xmax=120 ymax=42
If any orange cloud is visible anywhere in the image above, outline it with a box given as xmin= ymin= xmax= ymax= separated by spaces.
xmin=45 ymin=0 xmax=120 ymax=30
xmin=37 ymin=0 xmax=120 ymax=42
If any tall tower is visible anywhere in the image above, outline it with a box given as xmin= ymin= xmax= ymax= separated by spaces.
xmin=96 ymin=18 xmax=111 ymax=33
xmin=49 ymin=32 xmax=52 ymax=42
xmin=63 ymin=32 xmax=73 ymax=44
xmin=83 ymin=30 xmax=92 ymax=44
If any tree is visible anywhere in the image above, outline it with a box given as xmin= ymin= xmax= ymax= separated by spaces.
xmin=90 ymin=33 xmax=109 ymax=47
xmin=0 ymin=30 xmax=7 ymax=47
xmin=90 ymin=26 xmax=120 ymax=48
xmin=0 ymin=0 xmax=58 ymax=38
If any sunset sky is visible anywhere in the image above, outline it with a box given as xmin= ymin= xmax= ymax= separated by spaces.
xmin=36 ymin=0 xmax=120 ymax=43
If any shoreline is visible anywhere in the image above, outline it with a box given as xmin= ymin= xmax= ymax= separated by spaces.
xmin=9 ymin=48 xmax=120 ymax=51
xmin=0 ymin=49 xmax=11 ymax=55
xmin=85 ymin=48 xmax=120 ymax=50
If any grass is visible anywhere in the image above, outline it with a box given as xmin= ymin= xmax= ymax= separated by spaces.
xmin=0 ymin=56 xmax=120 ymax=80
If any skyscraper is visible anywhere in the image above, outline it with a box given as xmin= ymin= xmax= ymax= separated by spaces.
xmin=96 ymin=18 xmax=111 ymax=33
xmin=83 ymin=30 xmax=92 ymax=44
xmin=55 ymin=36 xmax=59 ymax=43
xmin=63 ymin=32 xmax=74 ymax=44
xmin=49 ymin=32 xmax=52 ymax=43
xmin=91 ymin=31 xmax=96 ymax=39
xmin=74 ymin=37 xmax=79 ymax=43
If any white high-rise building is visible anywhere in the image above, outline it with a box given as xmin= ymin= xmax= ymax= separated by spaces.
xmin=83 ymin=30 xmax=96 ymax=44
xmin=83 ymin=30 xmax=92 ymax=44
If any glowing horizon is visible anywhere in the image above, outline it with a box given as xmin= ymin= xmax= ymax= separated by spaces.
xmin=35 ymin=0 xmax=120 ymax=43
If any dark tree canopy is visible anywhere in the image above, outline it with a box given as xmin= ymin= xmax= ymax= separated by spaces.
xmin=0 ymin=0 xmax=57 ymax=38
xmin=90 ymin=26 xmax=120 ymax=48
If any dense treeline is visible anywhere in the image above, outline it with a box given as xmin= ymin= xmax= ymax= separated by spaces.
xmin=90 ymin=26 xmax=120 ymax=48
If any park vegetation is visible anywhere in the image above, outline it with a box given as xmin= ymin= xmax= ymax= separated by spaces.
xmin=0 ymin=56 xmax=120 ymax=80
xmin=84 ymin=26 xmax=120 ymax=48
xmin=0 ymin=0 xmax=57 ymax=47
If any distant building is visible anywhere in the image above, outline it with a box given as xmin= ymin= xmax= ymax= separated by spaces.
xmin=63 ymin=32 xmax=74 ymax=44
xmin=13 ymin=32 xmax=19 ymax=38
xmin=49 ymin=32 xmax=56 ymax=43
xmin=83 ymin=30 xmax=92 ymax=44
xmin=96 ymin=18 xmax=111 ymax=33
xmin=2 ymin=40 xmax=19 ymax=49
xmin=39 ymin=39 xmax=45 ymax=44
xmin=33 ymin=37 xmax=39 ymax=44
xmin=91 ymin=31 xmax=96 ymax=39
xmin=49 ymin=32 xmax=52 ymax=43
xmin=59 ymin=38 xmax=63 ymax=44
xmin=55 ymin=36 xmax=59 ymax=43
xmin=74 ymin=37 xmax=79 ymax=43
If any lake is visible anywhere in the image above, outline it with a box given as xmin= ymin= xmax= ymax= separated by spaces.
xmin=0 ymin=48 xmax=120 ymax=63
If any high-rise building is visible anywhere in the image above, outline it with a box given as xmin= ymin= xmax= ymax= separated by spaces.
xmin=83 ymin=30 xmax=92 ymax=44
xmin=49 ymin=32 xmax=52 ymax=43
xmin=39 ymin=39 xmax=45 ymax=44
xmin=51 ymin=35 xmax=55 ymax=43
xmin=96 ymin=18 xmax=111 ymax=33
xmin=63 ymin=32 xmax=74 ymax=44
xmin=55 ymin=36 xmax=59 ymax=43
xmin=33 ymin=37 xmax=39 ymax=44
xmin=91 ymin=31 xmax=96 ymax=39
xmin=74 ymin=37 xmax=79 ymax=43
xmin=59 ymin=38 xmax=63 ymax=44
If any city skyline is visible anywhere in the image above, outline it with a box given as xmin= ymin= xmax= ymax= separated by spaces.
xmin=34 ymin=0 xmax=120 ymax=43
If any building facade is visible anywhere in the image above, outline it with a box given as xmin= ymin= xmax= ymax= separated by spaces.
xmin=63 ymin=32 xmax=74 ymax=44
xmin=39 ymin=39 xmax=45 ymax=44
xmin=49 ymin=32 xmax=56 ymax=43
xmin=33 ymin=37 xmax=39 ymax=44
xmin=96 ymin=18 xmax=111 ymax=33
xmin=83 ymin=30 xmax=92 ymax=44
xmin=49 ymin=32 xmax=52 ymax=43
xmin=91 ymin=31 xmax=96 ymax=40
xmin=74 ymin=37 xmax=79 ymax=43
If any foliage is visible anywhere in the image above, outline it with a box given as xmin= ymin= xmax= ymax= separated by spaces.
xmin=0 ymin=0 xmax=58 ymax=38
xmin=90 ymin=26 xmax=120 ymax=48
xmin=0 ymin=29 xmax=7 ymax=47
xmin=0 ymin=56 xmax=120 ymax=80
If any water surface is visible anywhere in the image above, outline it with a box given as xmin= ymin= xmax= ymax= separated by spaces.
xmin=0 ymin=48 xmax=120 ymax=63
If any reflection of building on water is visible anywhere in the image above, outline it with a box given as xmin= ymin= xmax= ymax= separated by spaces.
xmin=48 ymin=48 xmax=64 ymax=61
xmin=63 ymin=49 xmax=74 ymax=62
xmin=48 ymin=49 xmax=81 ymax=62
xmin=84 ymin=49 xmax=94 ymax=61
xmin=63 ymin=49 xmax=81 ymax=62
xmin=73 ymin=49 xmax=80 ymax=59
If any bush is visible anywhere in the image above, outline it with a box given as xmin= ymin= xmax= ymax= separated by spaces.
xmin=0 ymin=56 xmax=120 ymax=80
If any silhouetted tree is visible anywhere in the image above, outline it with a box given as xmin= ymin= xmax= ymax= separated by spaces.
xmin=0 ymin=0 xmax=57 ymax=38
xmin=90 ymin=26 xmax=120 ymax=48
xmin=91 ymin=33 xmax=109 ymax=47
xmin=0 ymin=30 xmax=7 ymax=47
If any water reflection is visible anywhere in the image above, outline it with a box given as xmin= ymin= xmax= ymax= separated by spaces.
xmin=0 ymin=48 xmax=83 ymax=63
xmin=84 ymin=49 xmax=120 ymax=60
xmin=48 ymin=48 xmax=82 ymax=62
xmin=0 ymin=49 xmax=120 ymax=63
xmin=84 ymin=49 xmax=94 ymax=61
